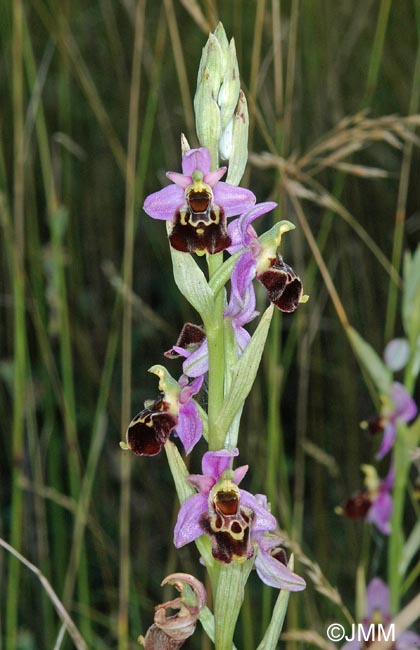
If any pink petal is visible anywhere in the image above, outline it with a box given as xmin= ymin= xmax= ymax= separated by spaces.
xmin=171 ymin=345 xmax=191 ymax=359
xmin=182 ymin=340 xmax=209 ymax=378
xmin=396 ymin=630 xmax=420 ymax=650
xmin=176 ymin=401 xmax=203 ymax=454
xmin=375 ymin=421 xmax=396 ymax=459
xmin=239 ymin=202 xmax=277 ymax=241
xmin=366 ymin=578 xmax=390 ymax=619
xmin=166 ymin=171 xmax=191 ymax=189
xmin=182 ymin=148 xmax=211 ymax=176
xmin=187 ymin=474 xmax=215 ymax=495
xmin=232 ymin=464 xmax=249 ymax=485
xmin=229 ymin=252 xmax=256 ymax=304
xmin=174 ymin=493 xmax=208 ymax=547
xmin=367 ymin=492 xmax=392 ymax=535
xmin=179 ymin=375 xmax=204 ymax=403
xmin=341 ymin=640 xmax=362 ymax=650
xmin=227 ymin=202 xmax=276 ymax=251
xmin=213 ymin=183 xmax=256 ymax=217
xmin=144 ymin=184 xmax=184 ymax=220
xmin=254 ymin=548 xmax=306 ymax=591
xmin=390 ymin=382 xmax=418 ymax=423
xmin=234 ymin=326 xmax=251 ymax=354
xmin=201 ymin=449 xmax=239 ymax=479
xmin=240 ymin=489 xmax=277 ymax=533
xmin=203 ymin=167 xmax=227 ymax=187
xmin=383 ymin=464 xmax=395 ymax=490
xmin=227 ymin=217 xmax=246 ymax=253
xmin=234 ymin=285 xmax=258 ymax=326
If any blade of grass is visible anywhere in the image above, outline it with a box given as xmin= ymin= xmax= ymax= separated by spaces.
xmin=364 ymin=0 xmax=392 ymax=103
xmin=385 ymin=20 xmax=420 ymax=340
xmin=1 ymin=539 xmax=87 ymax=650
xmin=163 ymin=0 xmax=195 ymax=139
xmin=5 ymin=2 xmax=26 ymax=648
xmin=119 ymin=3 xmax=145 ymax=648
xmin=32 ymin=0 xmax=127 ymax=174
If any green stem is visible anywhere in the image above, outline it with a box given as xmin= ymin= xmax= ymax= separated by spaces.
xmin=388 ymin=423 xmax=411 ymax=613
xmin=207 ymin=252 xmax=226 ymax=450
xmin=215 ymin=561 xmax=252 ymax=650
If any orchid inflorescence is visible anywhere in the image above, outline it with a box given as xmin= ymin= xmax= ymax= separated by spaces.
xmin=122 ymin=22 xmax=308 ymax=650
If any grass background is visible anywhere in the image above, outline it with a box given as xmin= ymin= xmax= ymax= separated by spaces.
xmin=1 ymin=0 xmax=420 ymax=648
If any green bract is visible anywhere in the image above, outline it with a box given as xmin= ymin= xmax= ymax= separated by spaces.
xmin=213 ymin=305 xmax=274 ymax=444
xmin=169 ymin=235 xmax=217 ymax=329
xmin=347 ymin=327 xmax=392 ymax=393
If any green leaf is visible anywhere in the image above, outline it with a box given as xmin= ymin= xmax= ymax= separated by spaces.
xmin=164 ymin=441 xmax=194 ymax=504
xmin=213 ymin=305 xmax=274 ymax=442
xmin=400 ymin=519 xmax=420 ymax=576
xmin=403 ymin=246 xmax=420 ymax=347
xmin=208 ymin=250 xmax=243 ymax=297
xmin=169 ymin=242 xmax=216 ymax=328
xmin=347 ymin=326 xmax=392 ymax=394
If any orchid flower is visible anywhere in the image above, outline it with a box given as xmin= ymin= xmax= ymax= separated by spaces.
xmin=339 ymin=465 xmax=394 ymax=535
xmin=363 ymin=382 xmax=417 ymax=459
xmin=143 ymin=147 xmax=256 ymax=255
xmin=174 ymin=449 xmax=306 ymax=590
xmin=228 ymin=202 xmax=306 ymax=312
xmin=341 ymin=578 xmax=420 ymax=650
xmin=123 ymin=366 xmax=203 ymax=456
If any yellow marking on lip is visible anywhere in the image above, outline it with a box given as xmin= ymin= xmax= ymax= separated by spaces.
xmin=196 ymin=228 xmax=204 ymax=234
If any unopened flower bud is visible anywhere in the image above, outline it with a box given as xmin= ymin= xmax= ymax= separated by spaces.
xmin=225 ymin=90 xmax=249 ymax=186
xmin=218 ymin=39 xmax=240 ymax=130
xmin=194 ymin=23 xmax=246 ymax=177
xmin=194 ymin=73 xmax=221 ymax=170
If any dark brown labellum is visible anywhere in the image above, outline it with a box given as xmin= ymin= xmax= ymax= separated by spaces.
xmin=200 ymin=479 xmax=254 ymax=564
xmin=126 ymin=396 xmax=177 ymax=457
xmin=365 ymin=416 xmax=386 ymax=436
xmin=270 ymin=547 xmax=288 ymax=566
xmin=257 ymin=254 xmax=303 ymax=313
xmin=169 ymin=200 xmax=231 ymax=255
xmin=342 ymin=492 xmax=372 ymax=519
xmin=199 ymin=501 xmax=254 ymax=564
xmin=164 ymin=323 xmax=206 ymax=359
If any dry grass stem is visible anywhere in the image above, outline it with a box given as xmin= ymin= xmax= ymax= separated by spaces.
xmin=0 ymin=538 xmax=87 ymax=650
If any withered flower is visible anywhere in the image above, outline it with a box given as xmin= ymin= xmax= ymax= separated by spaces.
xmin=139 ymin=573 xmax=206 ymax=650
